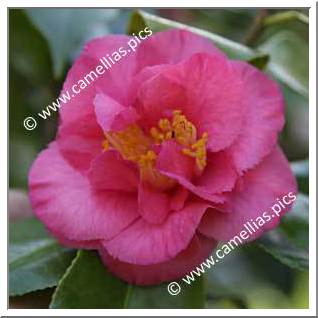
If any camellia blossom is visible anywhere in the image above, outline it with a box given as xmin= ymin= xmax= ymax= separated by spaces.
xmin=29 ymin=29 xmax=297 ymax=285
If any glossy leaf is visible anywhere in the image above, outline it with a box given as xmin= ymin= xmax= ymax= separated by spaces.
xmin=257 ymin=231 xmax=308 ymax=271
xmin=206 ymin=248 xmax=291 ymax=308
xmin=280 ymin=84 xmax=308 ymax=162
xmin=291 ymin=160 xmax=309 ymax=194
xmin=26 ymin=9 xmax=119 ymax=77
xmin=127 ymin=277 xmax=205 ymax=309
xmin=263 ymin=10 xmax=309 ymax=26
xmin=260 ymin=30 xmax=308 ymax=97
xmin=50 ymin=250 xmax=127 ymax=309
xmin=9 ymin=9 xmax=53 ymax=85
xmin=9 ymin=10 xmax=57 ymax=188
xmin=279 ymin=193 xmax=309 ymax=248
xmin=9 ymin=218 xmax=76 ymax=296
xmin=50 ymin=250 xmax=205 ymax=309
xmin=257 ymin=194 xmax=309 ymax=270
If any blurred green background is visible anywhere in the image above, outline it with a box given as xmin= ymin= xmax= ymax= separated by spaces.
xmin=9 ymin=8 xmax=309 ymax=309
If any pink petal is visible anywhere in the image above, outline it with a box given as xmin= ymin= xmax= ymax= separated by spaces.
xmin=56 ymin=35 xmax=139 ymax=170
xmin=135 ymin=53 xmax=244 ymax=151
xmin=128 ymin=64 xmax=174 ymax=102
xmin=59 ymin=35 xmax=137 ymax=120
xmin=102 ymin=201 xmax=210 ymax=265
xmin=157 ymin=140 xmax=195 ymax=180
xmin=199 ymin=147 xmax=297 ymax=241
xmin=197 ymin=152 xmax=238 ymax=193
xmin=99 ymin=233 xmax=217 ymax=285
xmin=170 ymin=187 xmax=189 ymax=211
xmin=88 ymin=150 xmax=138 ymax=193
xmin=29 ymin=143 xmax=139 ymax=243
xmin=94 ymin=93 xmax=125 ymax=131
xmin=60 ymin=29 xmax=223 ymax=123
xmin=82 ymin=35 xmax=138 ymax=105
xmin=135 ymin=29 xmax=225 ymax=72
xmin=130 ymin=26 xmax=226 ymax=101
xmin=157 ymin=141 xmax=235 ymax=203
xmin=138 ymin=182 xmax=170 ymax=225
xmin=59 ymin=53 xmax=99 ymax=124
xmin=53 ymin=233 xmax=100 ymax=250
xmin=57 ymin=112 xmax=103 ymax=171
xmin=94 ymin=93 xmax=140 ymax=132
xmin=227 ymin=61 xmax=285 ymax=173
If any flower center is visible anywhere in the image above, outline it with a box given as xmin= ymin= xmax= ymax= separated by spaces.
xmin=102 ymin=110 xmax=208 ymax=188
xmin=150 ymin=110 xmax=208 ymax=171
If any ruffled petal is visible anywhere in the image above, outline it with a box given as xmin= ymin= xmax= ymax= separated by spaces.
xmin=199 ymin=147 xmax=297 ymax=241
xmin=57 ymin=112 xmax=103 ymax=172
xmin=170 ymin=187 xmax=189 ymax=211
xmin=138 ymin=182 xmax=170 ymax=224
xmin=135 ymin=28 xmax=225 ymax=71
xmin=94 ymin=93 xmax=125 ymax=131
xmin=135 ymin=53 xmax=244 ymax=151
xmin=227 ymin=61 xmax=285 ymax=173
xmin=157 ymin=141 xmax=235 ymax=203
xmin=56 ymin=35 xmax=139 ymax=171
xmin=60 ymin=35 xmax=137 ymax=115
xmin=94 ymin=93 xmax=139 ymax=132
xmin=157 ymin=140 xmax=195 ymax=180
xmin=29 ymin=143 xmax=139 ymax=243
xmin=99 ymin=233 xmax=217 ymax=285
xmin=88 ymin=150 xmax=138 ymax=193
xmin=129 ymin=28 xmax=225 ymax=100
xmin=102 ymin=201 xmax=210 ymax=265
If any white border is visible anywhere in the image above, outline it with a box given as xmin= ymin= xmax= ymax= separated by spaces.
xmin=0 ymin=0 xmax=315 ymax=8
xmin=1 ymin=1 xmax=316 ymax=316
xmin=308 ymin=1 xmax=316 ymax=315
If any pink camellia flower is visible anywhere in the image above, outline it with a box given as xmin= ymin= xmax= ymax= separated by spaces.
xmin=29 ymin=29 xmax=297 ymax=285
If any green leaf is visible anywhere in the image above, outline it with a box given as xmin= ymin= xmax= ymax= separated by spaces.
xmin=248 ymin=53 xmax=270 ymax=70
xmin=259 ymin=30 xmax=308 ymax=97
xmin=9 ymin=138 xmax=40 ymax=189
xmin=206 ymin=249 xmax=291 ymax=308
xmin=9 ymin=9 xmax=53 ymax=85
xmin=26 ymin=8 xmax=119 ymax=78
xmin=50 ymin=250 xmax=205 ymax=309
xmin=279 ymin=193 xmax=309 ymax=248
xmin=263 ymin=10 xmax=309 ymax=26
xmin=291 ymin=160 xmax=309 ymax=179
xmin=206 ymin=249 xmax=262 ymax=300
xmin=257 ymin=194 xmax=309 ymax=270
xmin=127 ymin=10 xmax=265 ymax=61
xmin=9 ymin=10 xmax=57 ymax=187
xmin=9 ymin=10 xmax=56 ymax=156
xmin=279 ymin=84 xmax=308 ymax=161
xmin=257 ymin=231 xmax=308 ymax=271
xmin=290 ymin=272 xmax=309 ymax=308
xmin=50 ymin=250 xmax=127 ymax=309
xmin=9 ymin=218 xmax=76 ymax=296
xmin=127 ymin=277 xmax=205 ymax=309
xmin=291 ymin=160 xmax=309 ymax=194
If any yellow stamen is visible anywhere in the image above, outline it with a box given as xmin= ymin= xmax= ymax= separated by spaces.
xmin=149 ymin=110 xmax=208 ymax=170
xmin=104 ymin=125 xmax=151 ymax=162
xmin=138 ymin=150 xmax=176 ymax=190
xmin=102 ymin=139 xmax=109 ymax=151
xmin=138 ymin=150 xmax=157 ymax=167
xmin=102 ymin=110 xmax=209 ymax=188
xmin=182 ymin=132 xmax=208 ymax=170
xmin=172 ymin=110 xmax=197 ymax=146
xmin=150 ymin=127 xmax=164 ymax=144
xmin=158 ymin=118 xmax=172 ymax=132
